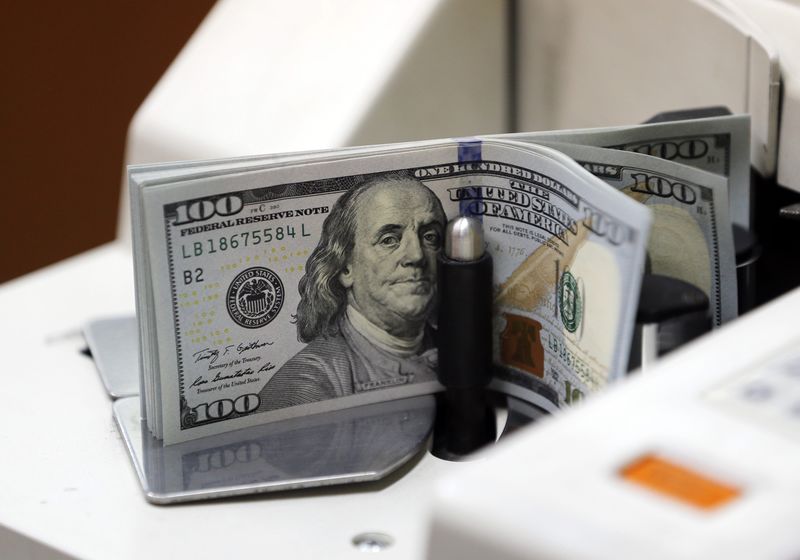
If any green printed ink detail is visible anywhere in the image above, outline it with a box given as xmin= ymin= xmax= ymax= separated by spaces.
xmin=559 ymin=270 xmax=582 ymax=333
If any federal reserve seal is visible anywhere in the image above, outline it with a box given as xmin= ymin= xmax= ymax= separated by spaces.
xmin=226 ymin=267 xmax=284 ymax=328
xmin=559 ymin=270 xmax=582 ymax=333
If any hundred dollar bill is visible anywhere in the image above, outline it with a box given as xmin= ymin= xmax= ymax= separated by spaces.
xmin=131 ymin=139 xmax=651 ymax=444
xmin=539 ymin=142 xmax=737 ymax=325
xmin=131 ymin=116 xmax=746 ymax=436
xmin=497 ymin=114 xmax=751 ymax=229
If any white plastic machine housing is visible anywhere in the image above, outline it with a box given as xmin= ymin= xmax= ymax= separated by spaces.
xmin=427 ymin=288 xmax=800 ymax=560
xmin=117 ymin=0 xmax=508 ymax=243
xmin=516 ymin=0 xmax=800 ymax=195
xmin=517 ymin=0 xmax=781 ymax=182
xmin=728 ymin=0 xmax=800 ymax=193
xmin=3 ymin=0 xmax=800 ymax=558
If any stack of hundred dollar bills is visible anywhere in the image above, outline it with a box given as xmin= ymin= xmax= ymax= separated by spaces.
xmin=130 ymin=115 xmax=746 ymax=444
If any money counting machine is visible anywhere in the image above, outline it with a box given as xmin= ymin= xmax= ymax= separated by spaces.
xmin=3 ymin=0 xmax=800 ymax=558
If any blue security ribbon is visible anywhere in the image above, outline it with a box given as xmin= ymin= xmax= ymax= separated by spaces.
xmin=457 ymin=139 xmax=482 ymax=219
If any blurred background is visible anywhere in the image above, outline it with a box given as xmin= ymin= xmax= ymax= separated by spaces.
xmin=0 ymin=1 xmax=215 ymax=283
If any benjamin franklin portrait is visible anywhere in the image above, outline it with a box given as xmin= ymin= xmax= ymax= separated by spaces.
xmin=258 ymin=172 xmax=446 ymax=410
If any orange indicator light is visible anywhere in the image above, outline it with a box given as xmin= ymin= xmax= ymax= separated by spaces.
xmin=621 ymin=454 xmax=740 ymax=510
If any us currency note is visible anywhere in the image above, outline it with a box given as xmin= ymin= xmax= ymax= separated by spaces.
xmin=132 ymin=116 xmax=745 ymax=436
xmin=498 ymin=114 xmax=751 ymax=229
xmin=133 ymin=140 xmax=650 ymax=443
xmin=539 ymin=142 xmax=737 ymax=325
